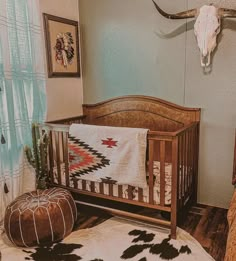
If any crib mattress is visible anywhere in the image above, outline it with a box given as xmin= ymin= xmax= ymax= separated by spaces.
xmin=52 ymin=161 xmax=174 ymax=205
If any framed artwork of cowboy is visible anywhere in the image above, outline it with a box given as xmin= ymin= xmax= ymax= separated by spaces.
xmin=43 ymin=13 xmax=80 ymax=78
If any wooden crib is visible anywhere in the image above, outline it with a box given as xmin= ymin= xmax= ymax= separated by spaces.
xmin=38 ymin=95 xmax=200 ymax=238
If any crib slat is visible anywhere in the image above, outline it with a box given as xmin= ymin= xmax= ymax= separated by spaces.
xmin=187 ymin=130 xmax=191 ymax=194
xmin=171 ymin=137 xmax=178 ymax=239
xmin=183 ymin=132 xmax=187 ymax=201
xmin=39 ymin=136 xmax=47 ymax=186
xmin=128 ymin=185 xmax=133 ymax=200
xmin=177 ymin=135 xmax=181 ymax=205
xmin=55 ymin=131 xmax=62 ymax=185
xmin=99 ymin=183 xmax=104 ymax=194
xmin=109 ymin=184 xmax=113 ymax=196
xmin=138 ymin=188 xmax=143 ymax=202
xmin=179 ymin=134 xmax=184 ymax=208
xmin=191 ymin=127 xmax=196 ymax=201
xmin=118 ymin=185 xmax=123 ymax=198
xmin=59 ymin=132 xmax=65 ymax=185
xmin=184 ymin=131 xmax=188 ymax=199
xmin=148 ymin=139 xmax=154 ymax=204
xmin=160 ymin=140 xmax=165 ymax=206
xmin=82 ymin=180 xmax=86 ymax=190
xmin=73 ymin=178 xmax=78 ymax=189
xmin=190 ymin=128 xmax=194 ymax=192
xmin=63 ymin=132 xmax=70 ymax=187
xmin=193 ymin=125 xmax=200 ymax=203
xmin=90 ymin=181 xmax=95 ymax=192
xmin=48 ymin=131 xmax=54 ymax=183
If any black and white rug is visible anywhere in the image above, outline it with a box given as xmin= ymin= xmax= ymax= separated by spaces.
xmin=0 ymin=217 xmax=214 ymax=260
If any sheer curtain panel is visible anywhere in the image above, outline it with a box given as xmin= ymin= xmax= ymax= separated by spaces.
xmin=0 ymin=0 xmax=46 ymax=221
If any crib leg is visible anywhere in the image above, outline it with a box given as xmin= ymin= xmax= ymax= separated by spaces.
xmin=171 ymin=137 xmax=178 ymax=239
xmin=170 ymin=211 xmax=177 ymax=239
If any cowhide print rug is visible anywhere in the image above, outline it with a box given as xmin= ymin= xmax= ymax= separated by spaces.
xmin=0 ymin=217 xmax=214 ymax=261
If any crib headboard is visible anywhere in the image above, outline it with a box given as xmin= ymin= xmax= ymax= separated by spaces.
xmin=82 ymin=95 xmax=200 ymax=132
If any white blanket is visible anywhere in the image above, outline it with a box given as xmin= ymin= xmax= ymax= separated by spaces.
xmin=68 ymin=124 xmax=148 ymax=188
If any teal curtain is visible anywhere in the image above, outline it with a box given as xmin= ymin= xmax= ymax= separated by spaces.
xmin=0 ymin=0 xmax=46 ymax=221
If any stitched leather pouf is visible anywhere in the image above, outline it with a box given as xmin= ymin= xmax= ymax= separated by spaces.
xmin=4 ymin=188 xmax=77 ymax=247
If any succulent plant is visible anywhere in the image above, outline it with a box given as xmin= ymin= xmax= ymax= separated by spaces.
xmin=25 ymin=123 xmax=49 ymax=189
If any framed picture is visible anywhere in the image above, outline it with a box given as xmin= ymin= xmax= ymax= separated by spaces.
xmin=43 ymin=13 xmax=80 ymax=78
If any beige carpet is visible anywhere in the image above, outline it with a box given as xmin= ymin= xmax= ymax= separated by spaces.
xmin=0 ymin=217 xmax=214 ymax=261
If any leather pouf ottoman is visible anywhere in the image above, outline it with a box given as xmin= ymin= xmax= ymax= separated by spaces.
xmin=4 ymin=188 xmax=77 ymax=247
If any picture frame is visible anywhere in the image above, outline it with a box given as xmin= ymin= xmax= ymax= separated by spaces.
xmin=43 ymin=13 xmax=80 ymax=78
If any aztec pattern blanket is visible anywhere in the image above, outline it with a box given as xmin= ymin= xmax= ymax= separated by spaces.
xmin=68 ymin=124 xmax=148 ymax=188
xmin=0 ymin=217 xmax=214 ymax=261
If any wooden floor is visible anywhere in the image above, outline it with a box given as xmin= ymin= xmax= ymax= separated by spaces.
xmin=180 ymin=205 xmax=228 ymax=261
xmin=74 ymin=204 xmax=228 ymax=261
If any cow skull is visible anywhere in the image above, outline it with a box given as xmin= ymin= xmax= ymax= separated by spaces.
xmin=152 ymin=0 xmax=236 ymax=67
xmin=194 ymin=5 xmax=221 ymax=67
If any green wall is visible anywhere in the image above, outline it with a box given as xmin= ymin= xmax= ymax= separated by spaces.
xmin=79 ymin=0 xmax=187 ymax=104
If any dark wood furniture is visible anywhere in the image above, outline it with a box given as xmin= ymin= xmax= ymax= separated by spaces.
xmin=232 ymin=130 xmax=236 ymax=185
xmin=40 ymin=95 xmax=200 ymax=238
xmin=225 ymin=130 xmax=236 ymax=260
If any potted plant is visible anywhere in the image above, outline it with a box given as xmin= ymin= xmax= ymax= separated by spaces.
xmin=25 ymin=123 xmax=49 ymax=189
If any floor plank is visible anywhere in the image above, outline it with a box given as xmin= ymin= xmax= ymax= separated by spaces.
xmin=180 ymin=205 xmax=228 ymax=261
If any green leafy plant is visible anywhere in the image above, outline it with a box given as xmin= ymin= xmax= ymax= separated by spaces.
xmin=25 ymin=123 xmax=49 ymax=189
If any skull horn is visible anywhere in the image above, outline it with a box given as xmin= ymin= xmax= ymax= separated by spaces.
xmin=218 ymin=8 xmax=236 ymax=18
xmin=152 ymin=0 xmax=197 ymax=19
